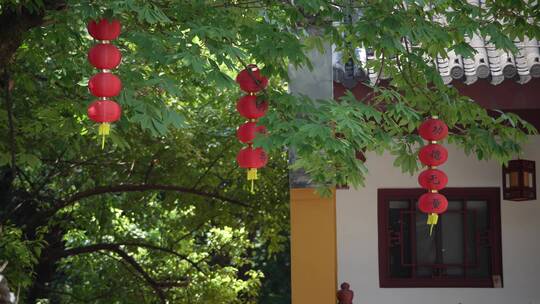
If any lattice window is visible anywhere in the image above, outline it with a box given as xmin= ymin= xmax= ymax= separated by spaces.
xmin=378 ymin=188 xmax=503 ymax=288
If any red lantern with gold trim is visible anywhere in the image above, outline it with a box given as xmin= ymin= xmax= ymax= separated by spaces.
xmin=236 ymin=64 xmax=268 ymax=93
xmin=236 ymin=122 xmax=267 ymax=144
xmin=236 ymin=144 xmax=269 ymax=192
xmin=88 ymin=72 xmax=122 ymax=97
xmin=418 ymin=192 xmax=448 ymax=214
xmin=419 ymin=118 xmax=448 ymax=141
xmin=236 ymin=95 xmax=268 ymax=119
xmin=87 ymin=18 xmax=123 ymax=148
xmin=418 ymin=169 xmax=448 ymax=191
xmin=419 ymin=144 xmax=448 ymax=167
xmin=235 ymin=64 xmax=270 ymax=193
xmin=417 ymin=116 xmax=450 ymax=235
xmin=87 ymin=19 xmax=121 ymax=40
xmin=88 ymin=44 xmax=122 ymax=69
xmin=87 ymin=100 xmax=122 ymax=123
xmin=419 ymin=192 xmax=448 ymax=234
xmin=87 ymin=100 xmax=121 ymax=147
xmin=237 ymin=146 xmax=268 ymax=169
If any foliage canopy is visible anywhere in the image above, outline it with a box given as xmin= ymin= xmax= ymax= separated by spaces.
xmin=0 ymin=0 xmax=538 ymax=303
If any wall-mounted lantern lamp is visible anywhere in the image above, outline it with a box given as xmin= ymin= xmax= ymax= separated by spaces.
xmin=502 ymin=159 xmax=536 ymax=201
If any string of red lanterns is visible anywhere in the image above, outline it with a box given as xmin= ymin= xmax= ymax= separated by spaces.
xmin=86 ymin=18 xmax=123 ymax=148
xmin=235 ymin=64 xmax=269 ymax=193
xmin=417 ymin=117 xmax=449 ymax=235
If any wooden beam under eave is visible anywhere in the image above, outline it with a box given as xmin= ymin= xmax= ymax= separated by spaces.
xmin=452 ymin=78 xmax=540 ymax=110
xmin=334 ymin=79 xmax=540 ymax=130
xmin=335 ymin=78 xmax=540 ymax=110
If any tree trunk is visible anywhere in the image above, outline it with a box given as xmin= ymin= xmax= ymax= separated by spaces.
xmin=0 ymin=1 xmax=66 ymax=72
xmin=0 ymin=3 xmax=67 ymax=301
xmin=26 ymin=225 xmax=66 ymax=303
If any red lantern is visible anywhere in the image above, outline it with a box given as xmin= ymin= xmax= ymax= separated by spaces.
xmin=419 ymin=118 xmax=448 ymax=141
xmin=86 ymin=17 xmax=123 ymax=149
xmin=418 ymin=169 xmax=448 ymax=190
xmin=87 ymin=100 xmax=122 ymax=147
xmin=236 ymin=122 xmax=267 ymax=144
xmin=419 ymin=144 xmax=448 ymax=167
xmin=419 ymin=192 xmax=449 ymax=234
xmin=236 ymin=64 xmax=268 ymax=93
xmin=237 ymin=146 xmax=268 ymax=169
xmin=87 ymin=19 xmax=121 ymax=41
xmin=88 ymin=44 xmax=122 ymax=69
xmin=235 ymin=64 xmax=270 ymax=193
xmin=87 ymin=100 xmax=122 ymax=123
xmin=88 ymin=72 xmax=122 ymax=97
xmin=418 ymin=192 xmax=448 ymax=214
xmin=237 ymin=146 xmax=268 ymax=192
xmin=236 ymin=95 xmax=268 ymax=119
xmin=417 ymin=117 xmax=450 ymax=235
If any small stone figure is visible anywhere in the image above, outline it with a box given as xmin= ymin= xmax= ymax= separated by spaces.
xmin=337 ymin=282 xmax=354 ymax=304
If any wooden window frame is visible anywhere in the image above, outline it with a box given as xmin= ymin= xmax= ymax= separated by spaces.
xmin=377 ymin=188 xmax=503 ymax=288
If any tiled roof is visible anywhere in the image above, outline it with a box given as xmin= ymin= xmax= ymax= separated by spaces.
xmin=333 ymin=2 xmax=540 ymax=88
xmin=333 ymin=38 xmax=540 ymax=88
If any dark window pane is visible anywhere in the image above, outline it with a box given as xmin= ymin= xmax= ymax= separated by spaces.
xmin=415 ymin=212 xmax=437 ymax=278
xmin=416 ymin=218 xmax=437 ymax=265
xmin=446 ymin=266 xmax=465 ymax=277
xmin=416 ymin=266 xmax=433 ymax=277
xmin=441 ymin=207 xmax=464 ymax=266
xmin=388 ymin=201 xmax=412 ymax=278
xmin=466 ymin=200 xmax=491 ymax=278
xmin=446 ymin=200 xmax=463 ymax=211
xmin=390 ymin=200 xmax=409 ymax=209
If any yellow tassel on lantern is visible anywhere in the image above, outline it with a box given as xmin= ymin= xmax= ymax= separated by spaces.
xmin=98 ymin=123 xmax=111 ymax=149
xmin=427 ymin=213 xmax=438 ymax=236
xmin=247 ymin=168 xmax=258 ymax=193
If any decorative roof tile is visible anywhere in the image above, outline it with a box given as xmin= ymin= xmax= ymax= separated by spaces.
xmin=333 ymin=1 xmax=540 ymax=88
xmin=334 ymin=40 xmax=540 ymax=88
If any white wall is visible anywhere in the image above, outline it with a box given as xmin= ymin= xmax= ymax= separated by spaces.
xmin=337 ymin=136 xmax=540 ymax=304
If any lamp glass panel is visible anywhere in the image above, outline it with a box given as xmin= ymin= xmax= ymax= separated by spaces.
xmin=523 ymin=172 xmax=530 ymax=188
xmin=510 ymin=172 xmax=519 ymax=188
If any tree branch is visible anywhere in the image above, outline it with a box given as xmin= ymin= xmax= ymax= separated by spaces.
xmin=113 ymin=249 xmax=168 ymax=303
xmin=58 ymin=243 xmax=192 ymax=303
xmin=191 ymin=138 xmax=234 ymax=189
xmin=57 ymin=183 xmax=250 ymax=212
xmin=142 ymin=149 xmax=165 ymax=184
xmin=172 ymin=214 xmax=219 ymax=244
xmin=0 ymin=1 xmax=67 ymax=70
xmin=210 ymin=0 xmax=263 ymax=8
xmin=118 ymin=241 xmax=203 ymax=273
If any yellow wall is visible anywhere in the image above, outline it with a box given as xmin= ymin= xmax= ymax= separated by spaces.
xmin=290 ymin=188 xmax=337 ymax=304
